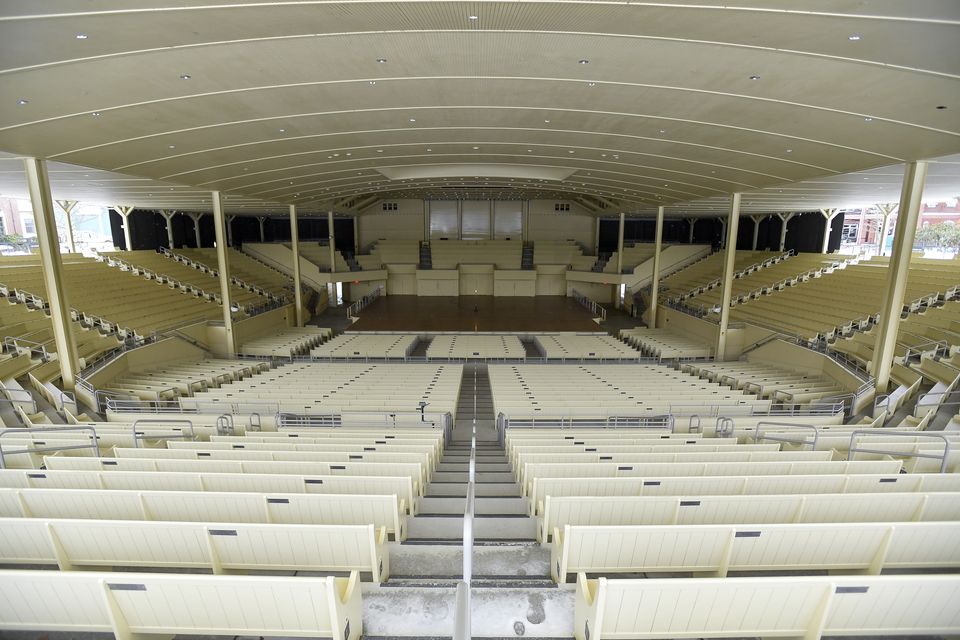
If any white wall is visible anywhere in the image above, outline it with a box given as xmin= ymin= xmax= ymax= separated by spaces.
xmin=386 ymin=264 xmax=417 ymax=295
xmin=535 ymin=265 xmax=567 ymax=296
xmin=459 ymin=264 xmax=495 ymax=295
xmin=527 ymin=200 xmax=594 ymax=246
xmin=357 ymin=206 xmax=425 ymax=249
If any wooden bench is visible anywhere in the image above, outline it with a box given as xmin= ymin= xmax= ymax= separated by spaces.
xmin=537 ymin=491 xmax=960 ymax=543
xmin=552 ymin=520 xmax=960 ymax=582
xmin=0 ymin=517 xmax=389 ymax=582
xmin=0 ymin=487 xmax=407 ymax=541
xmin=574 ymin=573 xmax=960 ymax=640
xmin=0 ymin=569 xmax=362 ymax=639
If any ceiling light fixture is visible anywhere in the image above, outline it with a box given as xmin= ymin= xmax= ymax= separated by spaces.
xmin=16 ymin=99 xmax=28 ymax=105
xmin=749 ymin=75 xmax=760 ymax=80
xmin=587 ymin=82 xmax=597 ymax=87
xmin=848 ymin=35 xmax=861 ymax=41
xmin=472 ymin=146 xmax=479 ymax=150
xmin=409 ymin=118 xmax=416 ymax=122
xmin=369 ymin=80 xmax=376 ymax=85
xmin=75 ymin=33 xmax=88 ymax=39
xmin=279 ymin=128 xmax=286 ymax=133
xmin=864 ymin=117 xmax=873 ymax=122
xmin=578 ymin=59 xmax=589 ymax=64
xmin=180 ymin=74 xmax=191 ymax=80
xmin=785 ymin=149 xmax=793 ymax=153
xmin=468 ymin=15 xmax=478 ymax=20
xmin=168 ymin=145 xmax=176 ymax=149
xmin=376 ymin=58 xmax=387 ymax=63
xmin=91 ymin=111 xmax=101 ymax=116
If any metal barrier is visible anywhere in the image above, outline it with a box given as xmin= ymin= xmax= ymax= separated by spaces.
xmin=571 ymin=289 xmax=607 ymax=321
xmin=847 ymin=430 xmax=953 ymax=473
xmin=0 ymin=426 xmax=100 ymax=469
xmin=687 ymin=415 xmax=701 ymax=433
xmin=0 ymin=387 xmax=38 ymax=415
xmin=346 ymin=285 xmax=384 ymax=319
xmin=715 ymin=417 xmax=735 ymax=438
xmin=130 ymin=419 xmax=196 ymax=448
xmin=216 ymin=414 xmax=235 ymax=435
xmin=754 ymin=421 xmax=820 ymax=450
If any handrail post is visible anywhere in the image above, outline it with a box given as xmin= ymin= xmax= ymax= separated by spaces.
xmin=848 ymin=429 xmax=951 ymax=473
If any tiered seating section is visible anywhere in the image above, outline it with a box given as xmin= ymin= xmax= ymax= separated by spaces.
xmin=661 ymin=250 xmax=777 ymax=300
xmin=293 ymin=242 xmax=350 ymax=272
xmin=619 ymin=328 xmax=713 ymax=360
xmin=238 ymin=327 xmax=333 ymax=358
xmin=429 ymin=239 xmax=521 ymax=269
xmin=356 ymin=240 xmax=420 ymax=270
xmin=426 ymin=334 xmax=525 ymax=359
xmin=603 ymin=243 xmax=656 ymax=274
xmin=533 ymin=240 xmax=595 ymax=270
xmin=311 ymin=333 xmax=419 ymax=358
xmin=100 ymin=358 xmax=270 ymax=402
xmin=682 ymin=360 xmax=846 ymax=406
xmin=173 ymin=247 xmax=293 ymax=299
xmin=534 ymin=333 xmax=641 ymax=359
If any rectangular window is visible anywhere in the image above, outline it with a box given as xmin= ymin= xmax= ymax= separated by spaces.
xmin=381 ymin=202 xmax=399 ymax=211
xmin=554 ymin=203 xmax=571 ymax=212
xmin=23 ymin=218 xmax=35 ymax=234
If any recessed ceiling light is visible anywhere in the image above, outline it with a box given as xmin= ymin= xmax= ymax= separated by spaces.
xmin=377 ymin=149 xmax=384 ymax=152
xmin=345 ymin=152 xmax=352 ymax=156
xmin=75 ymin=33 xmax=88 ymax=39
xmin=376 ymin=58 xmax=387 ymax=63
xmin=568 ymin=150 xmax=575 ymax=153
xmin=16 ymin=99 xmax=28 ymax=105
xmin=864 ymin=117 xmax=873 ymax=122
xmin=180 ymin=74 xmax=191 ymax=80
xmin=369 ymin=80 xmax=376 ymax=85
xmin=785 ymin=149 xmax=793 ymax=153
xmin=409 ymin=118 xmax=416 ymax=122
xmin=848 ymin=35 xmax=861 ymax=41
xmin=468 ymin=15 xmax=479 ymax=20
xmin=472 ymin=146 xmax=479 ymax=150
xmin=527 ymin=149 xmax=532 ymax=152
xmin=427 ymin=148 xmax=432 ymax=151
xmin=544 ymin=119 xmax=550 ymax=123
xmin=578 ymin=59 xmax=589 ymax=64
xmin=279 ymin=128 xmax=286 ymax=133
xmin=587 ymin=82 xmax=597 ymax=87
xmin=659 ymin=129 xmax=666 ymax=134
xmin=168 ymin=145 xmax=176 ymax=149
xmin=91 ymin=111 xmax=101 ymax=117
xmin=749 ymin=75 xmax=760 ymax=80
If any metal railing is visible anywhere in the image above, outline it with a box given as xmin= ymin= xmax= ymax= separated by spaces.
xmin=848 ymin=430 xmax=953 ymax=473
xmin=346 ymin=285 xmax=384 ymax=319
xmin=130 ymin=419 xmax=196 ymax=448
xmin=0 ymin=426 xmax=100 ymax=469
xmin=571 ymin=289 xmax=607 ymax=321
xmin=754 ymin=421 xmax=821 ymax=450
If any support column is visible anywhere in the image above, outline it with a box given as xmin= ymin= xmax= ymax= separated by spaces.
xmin=23 ymin=158 xmax=80 ymax=390
xmin=687 ymin=218 xmax=697 ymax=244
xmin=211 ymin=192 xmax=235 ymax=354
xmin=749 ymin=215 xmax=766 ymax=250
xmin=776 ymin=212 xmax=796 ymax=251
xmin=158 ymin=210 xmax=177 ymax=249
xmin=289 ymin=205 xmax=304 ymax=327
xmin=873 ymin=162 xmax=927 ymax=392
xmin=257 ymin=216 xmax=267 ymax=242
xmin=875 ymin=203 xmax=898 ymax=256
xmin=592 ymin=216 xmax=600 ymax=255
xmin=187 ymin=212 xmax=204 ymax=248
xmin=327 ymin=211 xmax=337 ymax=273
xmin=649 ymin=206 xmax=665 ymax=328
xmin=353 ymin=216 xmax=360 ymax=255
xmin=616 ymin=212 xmax=625 ymax=275
xmin=226 ymin=215 xmax=235 ymax=248
xmin=115 ymin=205 xmax=134 ymax=251
xmin=716 ymin=193 xmax=742 ymax=361
xmin=820 ymin=208 xmax=840 ymax=254
xmin=55 ymin=200 xmax=79 ymax=254
xmin=520 ymin=201 xmax=529 ymax=243
xmin=718 ymin=217 xmax=728 ymax=249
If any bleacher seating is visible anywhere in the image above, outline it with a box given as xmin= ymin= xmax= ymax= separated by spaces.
xmin=426 ymin=334 xmax=525 ymax=359
xmin=100 ymin=357 xmax=270 ymax=401
xmin=533 ymin=240 xmax=595 ymax=270
xmin=310 ymin=332 xmax=419 ymax=358
xmin=294 ymin=242 xmax=351 ymax=272
xmin=660 ymin=250 xmax=776 ymax=300
xmin=619 ymin=328 xmax=713 ymax=360
xmin=603 ymin=243 xmax=656 ymax=274
xmin=429 ymin=239 xmax=522 ymax=269
xmin=682 ymin=360 xmax=847 ymax=406
xmin=174 ymin=247 xmax=293 ymax=299
xmin=239 ymin=326 xmax=332 ymax=357
xmin=357 ymin=240 xmax=420 ymax=269
xmin=534 ymin=333 xmax=642 ymax=359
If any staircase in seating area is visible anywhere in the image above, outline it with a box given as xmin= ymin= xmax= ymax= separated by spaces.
xmin=521 ymin=243 xmax=534 ymax=270
xmin=344 ymin=253 xmax=362 ymax=271
xmin=363 ymin=363 xmax=572 ymax=637
xmin=418 ymin=241 xmax=433 ymax=270
xmin=592 ymin=253 xmax=610 ymax=272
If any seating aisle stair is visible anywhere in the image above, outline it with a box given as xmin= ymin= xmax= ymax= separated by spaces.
xmin=362 ymin=363 xmax=574 ymax=638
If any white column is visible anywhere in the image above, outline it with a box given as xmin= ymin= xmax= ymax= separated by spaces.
xmin=750 ymin=215 xmax=766 ymax=250
xmin=593 ymin=215 xmax=600 ymax=255
xmin=687 ymin=218 xmax=697 ymax=244
xmin=875 ymin=203 xmax=897 ymax=256
xmin=226 ymin=215 xmax=235 ymax=247
xmin=115 ymin=205 xmax=134 ymax=251
xmin=159 ymin=210 xmax=177 ymax=249
xmin=56 ymin=200 xmax=79 ymax=253
xmin=649 ymin=205 xmax=665 ymax=328
xmin=820 ymin=208 xmax=840 ymax=254
xmin=187 ymin=212 xmax=204 ymax=248
xmin=328 ymin=210 xmax=337 ymax=273
xmin=718 ymin=217 xmax=728 ymax=249
xmin=23 ymin=158 xmax=80 ymax=390
xmin=353 ymin=216 xmax=360 ymax=255
xmin=716 ymin=193 xmax=742 ymax=361
xmin=872 ymin=162 xmax=928 ymax=392
xmin=257 ymin=216 xmax=267 ymax=242
xmin=776 ymin=212 xmax=796 ymax=251
xmin=521 ymin=201 xmax=529 ymax=243
xmin=289 ymin=205 xmax=304 ymax=327
xmin=616 ymin=212 xmax=625 ymax=275
xmin=211 ymin=192 xmax=235 ymax=354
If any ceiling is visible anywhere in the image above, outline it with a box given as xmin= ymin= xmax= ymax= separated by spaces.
xmin=0 ymin=1 xmax=958 ymax=218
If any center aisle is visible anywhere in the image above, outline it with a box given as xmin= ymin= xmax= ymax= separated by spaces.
xmin=361 ymin=363 xmax=575 ymax=638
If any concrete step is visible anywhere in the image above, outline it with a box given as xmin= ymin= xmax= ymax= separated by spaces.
xmin=408 ymin=515 xmax=535 ymax=540
xmin=418 ymin=496 xmax=528 ymax=515
xmin=436 ymin=462 xmax=511 ymax=473
xmin=388 ymin=542 xmax=550 ymax=579
xmin=425 ymin=482 xmax=521 ymax=498
xmin=431 ymin=470 xmax=516 ymax=483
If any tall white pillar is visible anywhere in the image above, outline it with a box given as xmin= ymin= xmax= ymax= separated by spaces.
xmin=776 ymin=212 xmax=796 ymax=251
xmin=649 ymin=206 xmax=665 ymax=328
xmin=211 ymin=193 xmax=235 ymax=354
xmin=353 ymin=216 xmax=360 ymax=255
xmin=820 ymin=208 xmax=840 ymax=254
xmin=875 ymin=203 xmax=897 ymax=256
xmin=257 ymin=216 xmax=267 ymax=242
xmin=687 ymin=218 xmax=697 ymax=244
xmin=616 ymin=212 xmax=625 ymax=275
xmin=187 ymin=212 xmax=204 ymax=248
xmin=56 ymin=200 xmax=79 ymax=253
xmin=24 ymin=158 xmax=80 ymax=390
xmin=872 ymin=162 xmax=927 ymax=392
xmin=115 ymin=205 xmax=135 ymax=251
xmin=226 ymin=215 xmax=235 ymax=247
xmin=289 ymin=205 xmax=304 ymax=327
xmin=159 ymin=210 xmax=177 ymax=249
xmin=328 ymin=211 xmax=337 ymax=273
xmin=716 ymin=193 xmax=742 ymax=361
xmin=749 ymin=215 xmax=766 ymax=250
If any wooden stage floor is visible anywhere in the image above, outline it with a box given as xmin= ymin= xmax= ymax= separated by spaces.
xmin=349 ymin=296 xmax=602 ymax=332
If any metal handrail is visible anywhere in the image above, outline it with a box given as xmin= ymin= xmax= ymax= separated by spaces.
xmin=848 ymin=430 xmax=952 ymax=473
xmin=130 ymin=419 xmax=196 ymax=448
xmin=1 ymin=387 xmax=39 ymax=414
xmin=0 ymin=426 xmax=101 ymax=469
xmin=571 ymin=289 xmax=607 ymax=321
xmin=715 ymin=416 xmax=735 ymax=438
xmin=687 ymin=415 xmax=701 ymax=433
xmin=346 ymin=285 xmax=384 ymax=318
xmin=755 ymin=421 xmax=820 ymax=450
xmin=216 ymin=414 xmax=235 ymax=436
